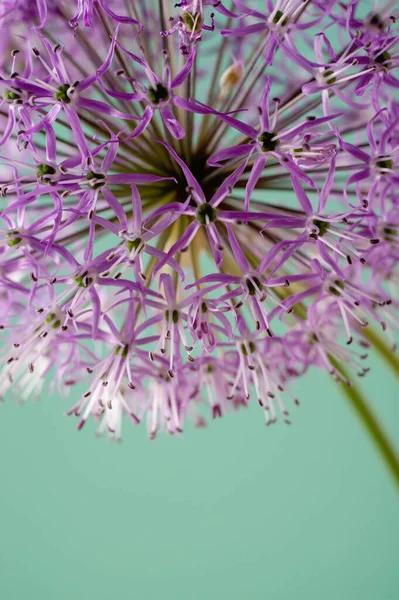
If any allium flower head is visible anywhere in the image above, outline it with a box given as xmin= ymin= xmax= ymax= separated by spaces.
xmin=0 ymin=0 xmax=398 ymax=443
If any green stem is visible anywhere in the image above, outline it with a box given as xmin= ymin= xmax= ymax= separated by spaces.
xmin=363 ymin=328 xmax=399 ymax=380
xmin=331 ymin=358 xmax=399 ymax=489
xmin=266 ymin=287 xmax=399 ymax=486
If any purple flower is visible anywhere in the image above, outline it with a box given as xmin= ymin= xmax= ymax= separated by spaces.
xmin=222 ymin=0 xmax=326 ymax=64
xmin=0 ymin=0 xmax=398 ymax=447
xmin=100 ymin=42 xmax=198 ymax=139
xmin=337 ymin=109 xmax=399 ymax=204
xmin=208 ymin=76 xmax=339 ymax=209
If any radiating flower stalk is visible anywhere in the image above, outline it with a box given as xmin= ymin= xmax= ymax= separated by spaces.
xmin=0 ymin=0 xmax=398 ymax=481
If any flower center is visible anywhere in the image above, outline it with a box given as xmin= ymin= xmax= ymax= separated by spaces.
xmin=375 ymin=50 xmax=392 ymax=67
xmin=182 ymin=12 xmax=202 ymax=33
xmin=369 ymin=13 xmax=385 ymax=30
xmin=6 ymin=231 xmax=22 ymax=246
xmin=196 ymin=203 xmax=217 ymax=224
xmin=45 ymin=312 xmax=61 ymax=329
xmin=165 ymin=309 xmax=179 ymax=324
xmin=312 ymin=219 xmax=330 ymax=237
xmin=126 ymin=238 xmax=142 ymax=252
xmin=87 ymin=171 xmax=106 ymax=189
xmin=376 ymin=158 xmax=393 ymax=171
xmin=322 ymin=70 xmax=337 ymax=84
xmin=246 ymin=277 xmax=263 ymax=296
xmin=3 ymin=87 xmax=21 ymax=101
xmin=383 ymin=227 xmax=396 ymax=241
xmin=55 ymin=84 xmax=71 ymax=104
xmin=148 ymin=82 xmax=169 ymax=105
xmin=37 ymin=163 xmax=56 ymax=181
xmin=241 ymin=341 xmax=256 ymax=355
xmin=329 ymin=280 xmax=344 ymax=296
xmin=74 ymin=272 xmax=94 ymax=287
xmin=272 ymin=10 xmax=288 ymax=26
xmin=258 ymin=131 xmax=279 ymax=152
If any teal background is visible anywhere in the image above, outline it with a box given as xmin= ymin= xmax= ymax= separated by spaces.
xmin=0 ymin=348 xmax=397 ymax=599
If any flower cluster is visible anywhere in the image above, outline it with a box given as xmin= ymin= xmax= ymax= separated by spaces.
xmin=0 ymin=0 xmax=398 ymax=440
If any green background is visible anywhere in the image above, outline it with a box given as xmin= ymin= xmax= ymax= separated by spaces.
xmin=0 ymin=348 xmax=397 ymax=599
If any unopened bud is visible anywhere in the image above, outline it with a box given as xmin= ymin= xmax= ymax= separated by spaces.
xmin=219 ymin=59 xmax=244 ymax=97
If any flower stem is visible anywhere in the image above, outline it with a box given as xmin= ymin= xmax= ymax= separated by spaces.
xmin=362 ymin=327 xmax=399 ymax=380
xmin=331 ymin=358 xmax=399 ymax=489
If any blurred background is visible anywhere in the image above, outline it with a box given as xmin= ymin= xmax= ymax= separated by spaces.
xmin=0 ymin=346 xmax=397 ymax=599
